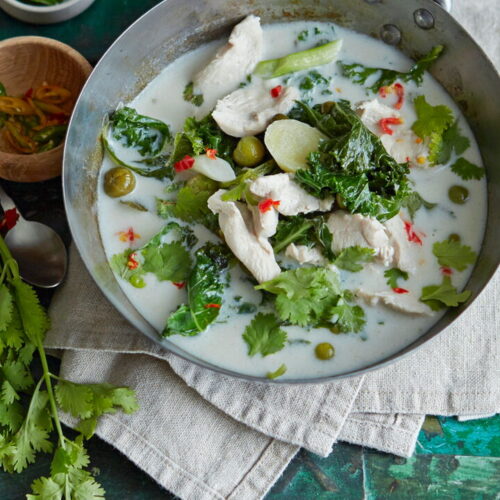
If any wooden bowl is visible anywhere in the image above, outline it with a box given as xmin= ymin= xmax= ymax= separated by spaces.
xmin=0 ymin=36 xmax=92 ymax=182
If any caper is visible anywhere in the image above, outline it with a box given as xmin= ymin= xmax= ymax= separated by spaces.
xmin=104 ymin=167 xmax=136 ymax=198
xmin=321 ymin=101 xmax=335 ymax=114
xmin=315 ymin=342 xmax=335 ymax=360
xmin=448 ymin=185 xmax=469 ymax=205
xmin=233 ymin=136 xmax=265 ymax=167
xmin=336 ymin=193 xmax=346 ymax=209
xmin=448 ymin=233 xmax=461 ymax=243
xmin=271 ymin=113 xmax=288 ymax=122
xmin=129 ymin=274 xmax=146 ymax=288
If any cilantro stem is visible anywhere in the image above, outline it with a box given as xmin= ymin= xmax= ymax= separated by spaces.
xmin=37 ymin=341 xmax=66 ymax=450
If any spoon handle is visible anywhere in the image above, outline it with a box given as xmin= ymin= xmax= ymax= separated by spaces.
xmin=0 ymin=185 xmax=22 ymax=219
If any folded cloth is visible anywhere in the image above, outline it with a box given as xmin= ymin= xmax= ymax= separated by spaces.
xmin=46 ymin=244 xmax=498 ymax=498
xmin=46 ymin=2 xmax=499 ymax=498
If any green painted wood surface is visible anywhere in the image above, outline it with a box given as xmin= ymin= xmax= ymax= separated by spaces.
xmin=1 ymin=2 xmax=499 ymax=498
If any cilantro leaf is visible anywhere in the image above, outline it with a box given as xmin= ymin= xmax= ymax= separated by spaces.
xmin=384 ymin=268 xmax=409 ymax=289
xmin=242 ymin=313 xmax=287 ymax=357
xmin=0 ymin=284 xmax=13 ymax=332
xmin=420 ymin=276 xmax=471 ymax=310
xmin=436 ymin=120 xmax=470 ymax=165
xmin=339 ymin=45 xmax=444 ymax=92
xmin=402 ymin=192 xmax=437 ymax=221
xmin=412 ymin=96 xmax=454 ymax=142
xmin=267 ymin=364 xmax=287 ymax=380
xmin=451 ymin=157 xmax=485 ymax=181
xmin=328 ymin=299 xmax=366 ymax=333
xmin=164 ymin=244 xmax=230 ymax=337
xmin=334 ymin=246 xmax=375 ymax=272
xmin=183 ymin=82 xmax=204 ymax=107
xmin=256 ymin=267 xmax=341 ymax=327
xmin=432 ymin=239 xmax=476 ymax=271
xmin=142 ymin=241 xmax=192 ymax=283
xmin=55 ymin=381 xmax=94 ymax=419
xmin=11 ymin=279 xmax=49 ymax=345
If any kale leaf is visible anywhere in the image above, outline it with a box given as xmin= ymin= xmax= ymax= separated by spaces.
xmin=164 ymin=243 xmax=230 ymax=337
xmin=292 ymin=100 xmax=411 ymax=221
xmin=103 ymin=106 xmax=172 ymax=178
xmin=339 ymin=45 xmax=444 ymax=92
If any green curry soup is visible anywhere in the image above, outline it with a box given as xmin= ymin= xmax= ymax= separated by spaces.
xmin=97 ymin=18 xmax=486 ymax=379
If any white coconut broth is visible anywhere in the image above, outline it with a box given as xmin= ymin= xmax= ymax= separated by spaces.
xmin=97 ymin=21 xmax=487 ymax=379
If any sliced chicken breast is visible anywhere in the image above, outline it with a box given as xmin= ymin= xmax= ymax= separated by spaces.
xmin=193 ymin=15 xmax=263 ymax=104
xmin=356 ymin=99 xmax=400 ymax=135
xmin=383 ymin=214 xmax=418 ymax=274
xmin=285 ymin=244 xmax=326 ymax=266
xmin=326 ymin=211 xmax=394 ymax=267
xmin=207 ymin=190 xmax=281 ymax=283
xmin=212 ymin=83 xmax=300 ymax=137
xmin=356 ymin=289 xmax=434 ymax=316
xmin=250 ymin=204 xmax=279 ymax=240
xmin=249 ymin=173 xmax=333 ymax=216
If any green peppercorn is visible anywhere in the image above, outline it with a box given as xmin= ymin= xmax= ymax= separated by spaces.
xmin=448 ymin=185 xmax=469 ymax=205
xmin=448 ymin=233 xmax=461 ymax=243
xmin=271 ymin=113 xmax=288 ymax=122
xmin=104 ymin=167 xmax=136 ymax=198
xmin=233 ymin=136 xmax=266 ymax=167
xmin=315 ymin=342 xmax=335 ymax=360
xmin=129 ymin=274 xmax=146 ymax=288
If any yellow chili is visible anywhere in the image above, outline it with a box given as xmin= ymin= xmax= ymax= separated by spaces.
xmin=28 ymin=98 xmax=47 ymax=131
xmin=32 ymin=99 xmax=69 ymax=116
xmin=34 ymin=85 xmax=72 ymax=105
xmin=0 ymin=96 xmax=35 ymax=115
xmin=4 ymin=122 xmax=38 ymax=153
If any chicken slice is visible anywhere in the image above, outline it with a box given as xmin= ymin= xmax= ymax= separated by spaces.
xmin=249 ymin=173 xmax=333 ymax=216
xmin=356 ymin=99 xmax=400 ymax=135
xmin=207 ymin=190 xmax=281 ymax=283
xmin=212 ymin=83 xmax=300 ymax=137
xmin=357 ymin=99 xmax=430 ymax=167
xmin=356 ymin=289 xmax=434 ymax=316
xmin=383 ymin=214 xmax=418 ymax=274
xmin=250 ymin=204 xmax=279 ymax=240
xmin=193 ymin=15 xmax=263 ymax=103
xmin=326 ymin=211 xmax=394 ymax=267
xmin=285 ymin=244 xmax=326 ymax=266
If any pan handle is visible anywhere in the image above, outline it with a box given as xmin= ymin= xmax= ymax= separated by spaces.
xmin=432 ymin=0 xmax=452 ymax=13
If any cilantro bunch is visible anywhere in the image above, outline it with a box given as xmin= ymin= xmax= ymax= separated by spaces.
xmin=0 ymin=235 xmax=138 ymax=498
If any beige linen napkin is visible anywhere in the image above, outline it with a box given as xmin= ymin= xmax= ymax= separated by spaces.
xmin=45 ymin=2 xmax=499 ymax=498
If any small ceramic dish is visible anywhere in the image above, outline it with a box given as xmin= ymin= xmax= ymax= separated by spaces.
xmin=0 ymin=36 xmax=92 ymax=182
xmin=0 ymin=0 xmax=95 ymax=25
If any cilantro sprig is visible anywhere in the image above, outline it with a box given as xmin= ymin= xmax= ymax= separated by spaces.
xmin=384 ymin=268 xmax=409 ymax=289
xmin=242 ymin=313 xmax=287 ymax=357
xmin=420 ymin=276 xmax=471 ymax=311
xmin=0 ymin=235 xmax=138 ymax=498
xmin=432 ymin=239 xmax=477 ymax=271
xmin=339 ymin=45 xmax=444 ymax=92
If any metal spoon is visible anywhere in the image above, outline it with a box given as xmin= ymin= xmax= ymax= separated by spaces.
xmin=0 ymin=186 xmax=67 ymax=288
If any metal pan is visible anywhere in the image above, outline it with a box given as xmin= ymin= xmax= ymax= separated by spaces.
xmin=63 ymin=0 xmax=500 ymax=383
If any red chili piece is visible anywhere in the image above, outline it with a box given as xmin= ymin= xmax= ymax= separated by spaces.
xmin=173 ymin=282 xmax=186 ymax=289
xmin=403 ymin=221 xmax=423 ymax=245
xmin=379 ymin=117 xmax=403 ymax=135
xmin=24 ymin=88 xmax=34 ymax=99
xmin=204 ymin=303 xmax=221 ymax=309
xmin=174 ymin=155 xmax=195 ymax=172
xmin=270 ymin=85 xmax=283 ymax=98
xmin=127 ymin=253 xmax=139 ymax=270
xmin=441 ymin=267 xmax=453 ymax=276
xmin=0 ymin=208 xmax=19 ymax=235
xmin=258 ymin=198 xmax=280 ymax=213
xmin=206 ymin=148 xmax=217 ymax=160
xmin=393 ymin=288 xmax=409 ymax=294
xmin=127 ymin=228 xmax=136 ymax=242
xmin=393 ymin=83 xmax=405 ymax=110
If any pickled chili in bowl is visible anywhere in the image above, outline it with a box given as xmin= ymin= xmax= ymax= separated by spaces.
xmin=0 ymin=82 xmax=72 ymax=154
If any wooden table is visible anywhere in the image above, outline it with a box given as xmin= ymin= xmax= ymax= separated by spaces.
xmin=1 ymin=2 xmax=499 ymax=498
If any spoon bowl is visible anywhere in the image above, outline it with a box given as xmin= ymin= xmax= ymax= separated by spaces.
xmin=5 ymin=219 xmax=67 ymax=288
